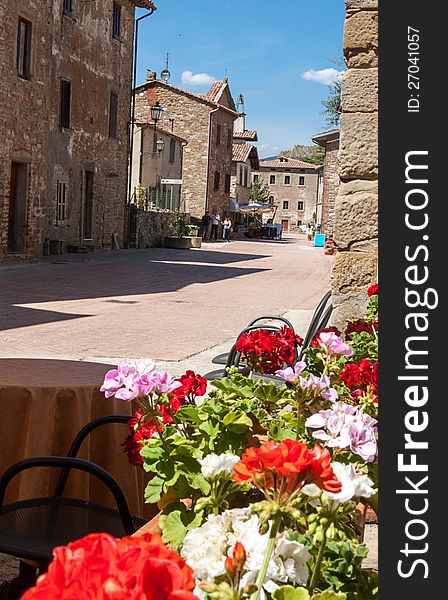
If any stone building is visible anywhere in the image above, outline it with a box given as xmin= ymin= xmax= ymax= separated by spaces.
xmin=331 ymin=0 xmax=378 ymax=326
xmin=252 ymin=157 xmax=319 ymax=233
xmin=134 ymin=74 xmax=238 ymax=220
xmin=130 ymin=123 xmax=187 ymax=211
xmin=312 ymin=129 xmax=340 ymax=236
xmin=0 ymin=0 xmax=154 ymax=260
xmin=231 ymin=95 xmax=259 ymax=210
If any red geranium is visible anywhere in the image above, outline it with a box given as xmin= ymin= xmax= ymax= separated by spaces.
xmin=345 ymin=319 xmax=378 ymax=336
xmin=21 ymin=533 xmax=198 ymax=600
xmin=172 ymin=370 xmax=207 ymax=402
xmin=367 ymin=283 xmax=378 ymax=297
xmin=235 ymin=327 xmax=302 ymax=374
xmin=340 ymin=359 xmax=378 ymax=395
xmin=234 ymin=439 xmax=341 ymax=504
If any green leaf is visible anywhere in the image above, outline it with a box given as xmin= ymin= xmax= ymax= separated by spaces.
xmin=159 ymin=503 xmax=203 ymax=550
xmin=222 ymin=411 xmax=253 ymax=432
xmin=139 ymin=445 xmax=164 ymax=461
xmin=272 ymin=586 xmax=310 ymax=600
xmin=315 ymin=587 xmax=346 ymax=600
xmin=144 ymin=476 xmax=165 ymax=504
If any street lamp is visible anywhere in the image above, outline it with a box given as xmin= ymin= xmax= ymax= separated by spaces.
xmin=156 ymin=138 xmax=165 ymax=154
xmin=160 ymin=52 xmax=171 ymax=82
xmin=150 ymin=101 xmax=163 ymax=125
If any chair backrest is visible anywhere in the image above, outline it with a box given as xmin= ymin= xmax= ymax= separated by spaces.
xmin=246 ymin=315 xmax=295 ymax=329
xmin=300 ymin=291 xmax=332 ymax=354
xmin=299 ymin=302 xmax=334 ymax=359
xmin=53 ymin=414 xmax=131 ymax=497
xmin=0 ymin=456 xmax=136 ymax=534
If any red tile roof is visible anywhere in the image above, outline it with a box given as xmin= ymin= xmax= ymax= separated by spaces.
xmin=232 ymin=144 xmax=259 ymax=170
xmin=233 ymin=130 xmax=258 ymax=141
xmin=135 ymin=80 xmax=238 ymax=116
xmin=131 ymin=1 xmax=156 ymax=9
xmin=259 ymin=156 xmax=318 ymax=170
xmin=203 ymin=81 xmax=226 ymax=102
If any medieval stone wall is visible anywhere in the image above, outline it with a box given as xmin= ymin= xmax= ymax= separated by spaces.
xmin=321 ymin=139 xmax=340 ymax=237
xmin=0 ymin=0 xmax=135 ymax=259
xmin=331 ymin=0 xmax=378 ymax=326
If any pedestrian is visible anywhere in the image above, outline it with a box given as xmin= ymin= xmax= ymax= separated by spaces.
xmin=306 ymin=223 xmax=313 ymax=241
xmin=223 ymin=216 xmax=232 ymax=242
xmin=211 ymin=211 xmax=221 ymax=241
xmin=201 ymin=210 xmax=211 ymax=241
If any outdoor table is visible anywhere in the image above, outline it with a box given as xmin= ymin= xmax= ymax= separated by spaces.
xmin=0 ymin=358 xmax=150 ymax=518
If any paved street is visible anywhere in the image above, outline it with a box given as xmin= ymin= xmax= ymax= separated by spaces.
xmin=0 ymin=234 xmax=332 ymax=374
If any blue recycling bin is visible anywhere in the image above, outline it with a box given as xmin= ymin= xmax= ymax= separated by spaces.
xmin=314 ymin=233 xmax=326 ymax=247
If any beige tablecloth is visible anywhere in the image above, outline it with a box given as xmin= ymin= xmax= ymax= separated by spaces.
xmin=0 ymin=359 xmax=154 ymax=520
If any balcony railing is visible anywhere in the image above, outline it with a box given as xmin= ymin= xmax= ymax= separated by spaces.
xmin=133 ymin=187 xmax=180 ymax=212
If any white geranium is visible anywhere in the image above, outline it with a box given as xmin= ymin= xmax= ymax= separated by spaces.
xmin=181 ymin=508 xmax=310 ymax=600
xmin=302 ymin=461 xmax=375 ymax=507
xmin=198 ymin=453 xmax=240 ymax=480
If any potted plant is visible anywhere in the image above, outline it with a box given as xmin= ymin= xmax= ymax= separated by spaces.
xmin=163 ymin=211 xmax=202 ymax=249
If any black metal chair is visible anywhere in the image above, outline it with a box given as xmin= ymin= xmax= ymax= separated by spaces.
xmin=298 ymin=291 xmax=332 ymax=359
xmin=0 ymin=415 xmax=147 ymax=572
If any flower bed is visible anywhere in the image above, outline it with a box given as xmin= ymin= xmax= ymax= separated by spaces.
xmin=23 ymin=285 xmax=378 ymax=600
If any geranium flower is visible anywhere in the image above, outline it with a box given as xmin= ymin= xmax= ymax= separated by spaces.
xmin=233 ymin=439 xmax=341 ymax=503
xmin=345 ymin=318 xmax=378 ymax=336
xmin=302 ymin=461 xmax=375 ymax=505
xmin=173 ymin=371 xmax=207 ymax=402
xmin=298 ymin=373 xmax=339 ymax=402
xmin=275 ymin=360 xmax=307 ymax=383
xmin=152 ymin=371 xmax=183 ymax=396
xmin=305 ymin=403 xmax=377 ymax=462
xmin=22 ymin=533 xmax=198 ymax=600
xmin=311 ymin=326 xmax=341 ymax=348
xmin=198 ymin=453 xmax=240 ymax=480
xmin=368 ymin=283 xmax=378 ymax=297
xmin=235 ymin=327 xmax=302 ymax=375
xmin=181 ymin=508 xmax=310 ymax=600
xmin=340 ymin=359 xmax=378 ymax=394
xmin=317 ymin=332 xmax=354 ymax=357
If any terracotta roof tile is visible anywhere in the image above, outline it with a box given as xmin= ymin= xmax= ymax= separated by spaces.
xmin=259 ymin=156 xmax=318 ymax=170
xmin=232 ymin=144 xmax=259 ymax=170
xmin=233 ymin=130 xmax=258 ymax=141
xmin=204 ymin=81 xmax=225 ymax=102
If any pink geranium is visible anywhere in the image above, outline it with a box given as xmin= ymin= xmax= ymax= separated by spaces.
xmin=275 ymin=360 xmax=307 ymax=383
xmin=317 ymin=332 xmax=354 ymax=358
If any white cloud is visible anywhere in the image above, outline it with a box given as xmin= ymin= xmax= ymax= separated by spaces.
xmin=181 ymin=70 xmax=216 ymax=86
xmin=301 ymin=68 xmax=344 ymax=85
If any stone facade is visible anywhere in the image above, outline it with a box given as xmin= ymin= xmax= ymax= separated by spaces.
xmin=0 ymin=0 xmax=149 ymax=259
xmin=312 ymin=130 xmax=340 ymax=236
xmin=134 ymin=76 xmax=237 ymax=221
xmin=331 ymin=0 xmax=378 ymax=327
xmin=253 ymin=157 xmax=319 ymax=233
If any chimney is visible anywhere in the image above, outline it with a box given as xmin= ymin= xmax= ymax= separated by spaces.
xmin=146 ymin=70 xmax=157 ymax=82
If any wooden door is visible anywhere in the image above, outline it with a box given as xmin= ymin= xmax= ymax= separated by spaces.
xmin=281 ymin=219 xmax=289 ymax=233
xmin=7 ymin=162 xmax=28 ymax=253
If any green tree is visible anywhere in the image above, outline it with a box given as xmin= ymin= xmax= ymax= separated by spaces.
xmin=280 ymin=145 xmax=324 ymax=165
xmin=321 ymin=79 xmax=342 ymax=128
xmin=250 ymin=179 xmax=272 ymax=204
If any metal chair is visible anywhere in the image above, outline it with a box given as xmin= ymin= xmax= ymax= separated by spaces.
xmin=0 ymin=415 xmax=147 ymax=572
xmin=298 ymin=291 xmax=332 ymax=358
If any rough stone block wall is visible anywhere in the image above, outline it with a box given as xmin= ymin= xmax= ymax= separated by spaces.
xmin=331 ymin=0 xmax=378 ymax=326
xmin=135 ymin=210 xmax=176 ymax=248
xmin=321 ymin=140 xmax=339 ymax=236
xmin=1 ymin=0 xmax=134 ymax=260
xmin=135 ymin=85 xmax=211 ymax=220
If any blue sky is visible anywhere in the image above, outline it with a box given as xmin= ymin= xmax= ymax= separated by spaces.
xmin=136 ymin=0 xmax=345 ymax=158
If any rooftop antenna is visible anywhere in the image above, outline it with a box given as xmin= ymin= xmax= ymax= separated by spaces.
xmin=224 ymin=66 xmax=228 ymax=82
xmin=160 ymin=52 xmax=171 ymax=82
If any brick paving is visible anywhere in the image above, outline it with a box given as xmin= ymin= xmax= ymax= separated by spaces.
xmin=0 ymin=234 xmax=332 ymax=370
